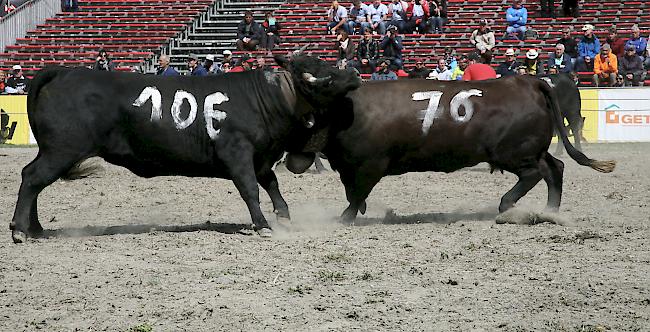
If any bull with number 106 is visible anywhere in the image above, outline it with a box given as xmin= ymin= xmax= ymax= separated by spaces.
xmin=9 ymin=55 xmax=361 ymax=243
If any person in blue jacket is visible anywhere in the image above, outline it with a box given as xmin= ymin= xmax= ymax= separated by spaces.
xmin=577 ymin=24 xmax=600 ymax=71
xmin=505 ymin=0 xmax=527 ymax=41
xmin=625 ymin=25 xmax=647 ymax=59
xmin=156 ymin=55 xmax=179 ymax=76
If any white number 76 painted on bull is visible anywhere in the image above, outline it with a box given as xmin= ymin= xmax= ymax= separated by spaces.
xmin=412 ymin=89 xmax=484 ymax=135
xmin=132 ymin=86 xmax=229 ymax=140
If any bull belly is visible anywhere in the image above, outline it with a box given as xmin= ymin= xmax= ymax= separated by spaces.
xmin=388 ymin=151 xmax=482 ymax=175
xmin=101 ymin=151 xmax=225 ymax=178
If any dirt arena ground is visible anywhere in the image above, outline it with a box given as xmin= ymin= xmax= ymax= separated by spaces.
xmin=0 ymin=143 xmax=648 ymax=331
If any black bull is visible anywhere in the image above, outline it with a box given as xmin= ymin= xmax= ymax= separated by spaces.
xmin=303 ymin=75 xmax=615 ymax=220
xmin=10 ymin=56 xmax=361 ymax=243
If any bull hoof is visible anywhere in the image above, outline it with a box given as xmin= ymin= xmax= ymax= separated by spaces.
xmin=257 ymin=227 xmax=273 ymax=238
xmin=12 ymin=230 xmax=27 ymax=244
xmin=359 ymin=201 xmax=367 ymax=215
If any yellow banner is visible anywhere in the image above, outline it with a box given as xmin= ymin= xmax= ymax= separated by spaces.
xmin=580 ymin=89 xmax=599 ymax=142
xmin=0 ymin=95 xmax=30 ymax=145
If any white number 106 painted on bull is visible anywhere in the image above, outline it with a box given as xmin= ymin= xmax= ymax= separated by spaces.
xmin=412 ymin=89 xmax=484 ymax=135
xmin=132 ymin=86 xmax=229 ymax=140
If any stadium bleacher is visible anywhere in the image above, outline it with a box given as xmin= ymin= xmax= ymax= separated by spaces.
xmin=0 ymin=0 xmax=649 ymax=85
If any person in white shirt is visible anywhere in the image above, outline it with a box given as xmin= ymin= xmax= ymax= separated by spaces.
xmin=368 ymin=0 xmax=389 ymax=35
xmin=387 ymin=0 xmax=407 ymax=33
xmin=327 ymin=0 xmax=351 ymax=34
xmin=427 ymin=57 xmax=453 ymax=80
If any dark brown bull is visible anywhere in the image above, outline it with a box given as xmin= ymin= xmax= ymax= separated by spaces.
xmin=308 ymin=75 xmax=615 ymax=220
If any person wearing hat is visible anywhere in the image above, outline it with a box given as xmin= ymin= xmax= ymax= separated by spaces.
xmin=592 ymin=44 xmax=618 ymax=87
xmin=379 ymin=24 xmax=404 ymax=69
xmin=387 ymin=0 xmax=407 ymax=33
xmin=496 ymin=48 xmax=521 ymax=77
xmin=523 ymin=48 xmax=544 ymax=76
xmin=404 ymin=0 xmax=429 ymax=34
xmin=624 ymin=25 xmax=647 ymax=59
xmin=576 ymin=24 xmax=600 ymax=70
xmin=370 ymin=58 xmax=397 ymax=80
xmin=204 ymin=54 xmax=217 ymax=74
xmin=505 ymin=0 xmax=527 ymax=41
xmin=187 ymin=53 xmax=208 ymax=76
xmin=236 ymin=10 xmax=263 ymax=51
xmin=214 ymin=50 xmax=234 ymax=74
xmin=156 ymin=55 xmax=179 ymax=76
xmin=470 ymin=19 xmax=495 ymax=64
xmin=546 ymin=43 xmax=573 ymax=73
xmin=619 ymin=44 xmax=645 ymax=87
xmin=5 ymin=65 xmax=29 ymax=94
xmin=462 ymin=52 xmax=496 ymax=81
xmin=408 ymin=59 xmax=431 ymax=79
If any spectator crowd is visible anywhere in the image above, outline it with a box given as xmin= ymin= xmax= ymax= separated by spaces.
xmin=4 ymin=0 xmax=650 ymax=90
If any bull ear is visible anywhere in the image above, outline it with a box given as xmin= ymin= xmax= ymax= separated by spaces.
xmin=274 ymin=55 xmax=290 ymax=69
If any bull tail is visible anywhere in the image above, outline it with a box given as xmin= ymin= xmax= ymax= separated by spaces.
xmin=61 ymin=158 xmax=104 ymax=180
xmin=539 ymin=80 xmax=616 ymax=173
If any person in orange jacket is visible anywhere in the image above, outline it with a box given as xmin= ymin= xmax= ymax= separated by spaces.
xmin=593 ymin=43 xmax=618 ymax=86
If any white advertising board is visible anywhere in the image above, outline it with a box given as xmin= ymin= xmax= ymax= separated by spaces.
xmin=597 ymin=88 xmax=650 ymax=141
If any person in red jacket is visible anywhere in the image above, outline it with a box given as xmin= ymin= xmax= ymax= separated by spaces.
xmin=462 ymin=52 xmax=497 ymax=80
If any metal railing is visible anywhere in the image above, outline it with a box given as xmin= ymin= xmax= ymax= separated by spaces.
xmin=0 ymin=0 xmax=61 ymax=53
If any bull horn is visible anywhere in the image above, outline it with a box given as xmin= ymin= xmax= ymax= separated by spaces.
xmin=302 ymin=72 xmax=331 ymax=84
xmin=292 ymin=43 xmax=311 ymax=57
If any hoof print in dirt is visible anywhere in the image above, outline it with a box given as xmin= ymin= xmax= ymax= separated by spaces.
xmin=495 ymin=209 xmax=571 ymax=226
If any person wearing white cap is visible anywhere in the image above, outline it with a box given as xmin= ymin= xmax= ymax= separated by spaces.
xmin=5 ymin=65 xmax=29 ymax=94
xmin=204 ymin=54 xmax=217 ymax=74
xmin=496 ymin=48 xmax=521 ymax=77
xmin=523 ymin=48 xmax=544 ymax=76
xmin=576 ymin=24 xmax=600 ymax=71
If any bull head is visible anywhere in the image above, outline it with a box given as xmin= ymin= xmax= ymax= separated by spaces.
xmin=274 ymin=54 xmax=361 ymax=173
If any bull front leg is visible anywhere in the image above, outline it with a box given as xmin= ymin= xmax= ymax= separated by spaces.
xmin=256 ymin=169 xmax=290 ymax=223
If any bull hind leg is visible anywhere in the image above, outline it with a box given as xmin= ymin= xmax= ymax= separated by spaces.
xmin=218 ymin=143 xmax=272 ymax=237
xmin=11 ymin=153 xmax=79 ymax=243
xmin=539 ymin=153 xmax=565 ymax=212
xmin=499 ymin=165 xmax=544 ymax=213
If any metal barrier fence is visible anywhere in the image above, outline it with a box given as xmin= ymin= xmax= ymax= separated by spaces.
xmin=0 ymin=0 xmax=61 ymax=53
